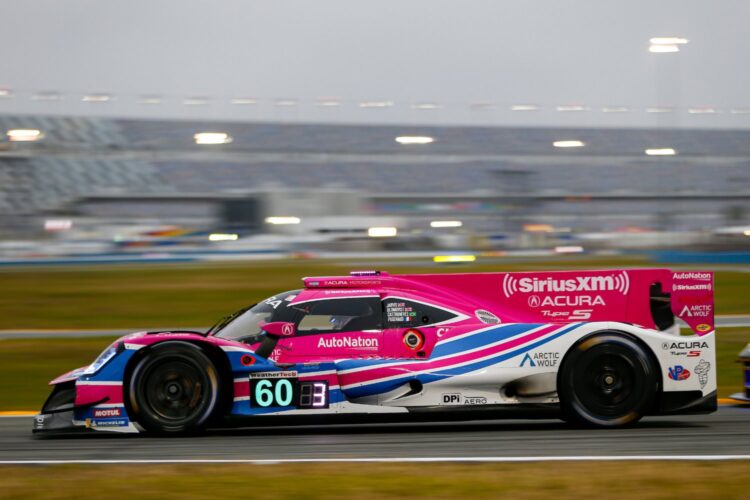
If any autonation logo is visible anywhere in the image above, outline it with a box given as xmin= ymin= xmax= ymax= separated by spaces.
xmin=673 ymin=272 xmax=711 ymax=281
xmin=317 ymin=337 xmax=379 ymax=349
xmin=503 ymin=272 xmax=630 ymax=297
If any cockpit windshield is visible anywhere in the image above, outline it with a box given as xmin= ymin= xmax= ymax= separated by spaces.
xmin=211 ymin=290 xmax=300 ymax=342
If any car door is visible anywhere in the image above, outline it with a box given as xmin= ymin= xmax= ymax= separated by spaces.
xmin=282 ymin=295 xmax=384 ymax=360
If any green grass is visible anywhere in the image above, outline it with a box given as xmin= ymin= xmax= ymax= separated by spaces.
xmin=0 ymin=256 xmax=747 ymax=330
xmin=1 ymin=462 xmax=749 ymax=499
xmin=0 ymin=336 xmax=116 ymax=410
xmin=1 ymin=329 xmax=747 ymax=411
xmin=716 ymin=328 xmax=749 ymax=397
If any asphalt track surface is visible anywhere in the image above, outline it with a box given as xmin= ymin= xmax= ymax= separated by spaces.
xmin=1 ymin=407 xmax=749 ymax=462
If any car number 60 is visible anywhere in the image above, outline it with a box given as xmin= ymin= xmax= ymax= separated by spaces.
xmin=254 ymin=379 xmax=294 ymax=407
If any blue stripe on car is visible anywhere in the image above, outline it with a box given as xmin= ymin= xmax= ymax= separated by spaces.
xmin=343 ymin=323 xmax=581 ymax=399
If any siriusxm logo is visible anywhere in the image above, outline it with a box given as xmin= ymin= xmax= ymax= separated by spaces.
xmin=503 ymin=272 xmax=629 ymax=297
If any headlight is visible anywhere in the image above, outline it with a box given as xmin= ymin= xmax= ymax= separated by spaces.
xmin=82 ymin=343 xmax=121 ymax=376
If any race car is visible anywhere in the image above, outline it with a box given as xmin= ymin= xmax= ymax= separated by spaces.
xmin=729 ymin=343 xmax=750 ymax=403
xmin=34 ymin=268 xmax=717 ymax=435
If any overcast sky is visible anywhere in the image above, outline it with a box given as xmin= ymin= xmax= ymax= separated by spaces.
xmin=1 ymin=0 xmax=749 ymax=128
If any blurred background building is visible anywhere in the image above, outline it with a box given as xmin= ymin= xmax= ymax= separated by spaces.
xmin=0 ymin=1 xmax=749 ymax=263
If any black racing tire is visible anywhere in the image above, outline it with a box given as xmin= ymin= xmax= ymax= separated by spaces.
xmin=128 ymin=342 xmax=220 ymax=435
xmin=558 ymin=333 xmax=658 ymax=428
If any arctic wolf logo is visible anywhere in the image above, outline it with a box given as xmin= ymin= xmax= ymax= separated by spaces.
xmin=679 ymin=305 xmax=712 ymax=318
xmin=520 ymin=353 xmax=536 ymax=367
xmin=503 ymin=272 xmax=629 ymax=297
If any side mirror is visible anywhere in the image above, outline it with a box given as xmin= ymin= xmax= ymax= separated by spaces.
xmin=261 ymin=321 xmax=296 ymax=337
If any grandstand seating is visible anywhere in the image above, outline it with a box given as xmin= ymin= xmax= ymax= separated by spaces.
xmin=0 ymin=157 xmax=170 ymax=215
xmin=0 ymin=114 xmax=748 ymax=223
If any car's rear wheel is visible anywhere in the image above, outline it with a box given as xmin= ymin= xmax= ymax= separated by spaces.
xmin=128 ymin=342 xmax=220 ymax=435
xmin=558 ymin=333 xmax=658 ymax=428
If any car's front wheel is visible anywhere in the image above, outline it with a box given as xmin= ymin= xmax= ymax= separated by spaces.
xmin=558 ymin=333 xmax=658 ymax=428
xmin=128 ymin=342 xmax=220 ymax=435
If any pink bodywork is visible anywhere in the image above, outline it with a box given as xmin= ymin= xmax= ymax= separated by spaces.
xmin=303 ymin=268 xmax=712 ymax=326
xmin=67 ymin=268 xmax=714 ymax=409
xmin=68 ymin=333 xmax=257 ymax=408
xmin=267 ymin=268 xmax=714 ymax=362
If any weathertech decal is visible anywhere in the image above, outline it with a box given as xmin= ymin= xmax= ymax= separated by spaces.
xmin=502 ymin=272 xmax=629 ymax=297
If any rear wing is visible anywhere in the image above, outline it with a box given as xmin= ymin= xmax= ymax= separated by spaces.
xmin=397 ymin=268 xmax=714 ymax=335
xmin=496 ymin=268 xmax=714 ymax=335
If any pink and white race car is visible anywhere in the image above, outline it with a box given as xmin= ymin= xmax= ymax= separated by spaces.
xmin=34 ymin=268 xmax=717 ymax=435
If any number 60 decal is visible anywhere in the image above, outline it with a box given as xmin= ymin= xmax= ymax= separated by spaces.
xmin=253 ymin=379 xmax=294 ymax=407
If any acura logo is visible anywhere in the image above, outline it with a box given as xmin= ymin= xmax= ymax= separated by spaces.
xmin=528 ymin=295 xmax=541 ymax=307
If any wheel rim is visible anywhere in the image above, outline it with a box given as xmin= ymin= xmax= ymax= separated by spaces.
xmin=575 ymin=350 xmax=639 ymax=417
xmin=141 ymin=358 xmax=209 ymax=424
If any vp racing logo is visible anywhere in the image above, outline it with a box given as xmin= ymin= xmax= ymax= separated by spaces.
xmin=502 ymin=272 xmax=630 ymax=297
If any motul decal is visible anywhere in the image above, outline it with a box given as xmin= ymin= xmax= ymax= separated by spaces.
xmin=93 ymin=408 xmax=122 ymax=418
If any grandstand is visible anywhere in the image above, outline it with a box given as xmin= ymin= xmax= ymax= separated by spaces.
xmin=1 ymin=115 xmax=749 ymax=243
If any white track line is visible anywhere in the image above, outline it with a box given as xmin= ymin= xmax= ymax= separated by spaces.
xmin=1 ymin=456 xmax=750 ymax=465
